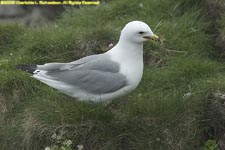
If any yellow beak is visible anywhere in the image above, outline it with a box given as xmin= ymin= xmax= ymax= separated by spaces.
xmin=143 ymin=34 xmax=161 ymax=43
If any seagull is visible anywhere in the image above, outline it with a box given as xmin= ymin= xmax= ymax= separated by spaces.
xmin=17 ymin=21 xmax=159 ymax=104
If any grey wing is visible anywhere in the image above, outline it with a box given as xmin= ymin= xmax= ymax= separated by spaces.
xmin=47 ymin=70 xmax=127 ymax=94
xmin=37 ymin=54 xmax=119 ymax=73
xmin=41 ymin=54 xmax=128 ymax=94
xmin=37 ymin=54 xmax=100 ymax=71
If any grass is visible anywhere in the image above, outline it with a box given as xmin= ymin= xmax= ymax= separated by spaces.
xmin=1 ymin=0 xmax=225 ymax=149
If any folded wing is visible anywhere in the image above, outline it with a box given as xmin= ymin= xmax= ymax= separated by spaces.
xmin=32 ymin=54 xmax=128 ymax=94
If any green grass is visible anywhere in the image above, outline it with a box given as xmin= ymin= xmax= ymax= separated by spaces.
xmin=1 ymin=0 xmax=225 ymax=150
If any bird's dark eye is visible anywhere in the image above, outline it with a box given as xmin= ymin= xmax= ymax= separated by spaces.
xmin=139 ymin=31 xmax=145 ymax=34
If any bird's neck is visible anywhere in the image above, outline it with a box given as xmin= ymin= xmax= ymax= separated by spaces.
xmin=108 ymin=39 xmax=144 ymax=62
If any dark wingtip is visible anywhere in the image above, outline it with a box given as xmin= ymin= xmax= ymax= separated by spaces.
xmin=16 ymin=64 xmax=37 ymax=74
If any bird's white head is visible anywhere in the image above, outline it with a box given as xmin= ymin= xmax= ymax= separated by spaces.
xmin=119 ymin=21 xmax=159 ymax=44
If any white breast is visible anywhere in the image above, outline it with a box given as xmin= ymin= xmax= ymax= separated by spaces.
xmin=107 ymin=44 xmax=144 ymax=91
xmin=120 ymin=59 xmax=143 ymax=89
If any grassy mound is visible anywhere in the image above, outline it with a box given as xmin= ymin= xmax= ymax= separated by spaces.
xmin=1 ymin=0 xmax=225 ymax=149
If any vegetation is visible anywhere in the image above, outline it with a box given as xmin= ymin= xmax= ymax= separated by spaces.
xmin=0 ymin=0 xmax=225 ymax=149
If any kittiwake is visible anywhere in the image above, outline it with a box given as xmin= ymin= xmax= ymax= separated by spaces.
xmin=17 ymin=21 xmax=160 ymax=104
